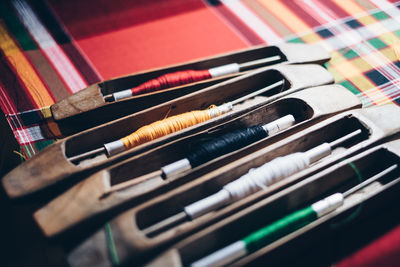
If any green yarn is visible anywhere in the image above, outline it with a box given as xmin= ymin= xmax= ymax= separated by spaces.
xmin=243 ymin=206 xmax=317 ymax=253
xmin=104 ymin=222 xmax=120 ymax=266
xmin=348 ymin=162 xmax=363 ymax=184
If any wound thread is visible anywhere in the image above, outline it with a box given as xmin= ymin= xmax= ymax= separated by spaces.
xmin=121 ymin=106 xmax=230 ymax=149
xmin=131 ymin=70 xmax=212 ymax=95
xmin=184 ymin=153 xmax=311 ymax=219
xmin=224 ymin=153 xmax=311 ymax=202
xmin=187 ymin=126 xmax=268 ymax=168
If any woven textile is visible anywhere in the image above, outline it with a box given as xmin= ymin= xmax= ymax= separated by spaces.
xmin=1 ymin=0 xmax=400 ymax=265
xmin=1 ymin=0 xmax=400 ymax=158
xmin=0 ymin=0 xmax=247 ymax=157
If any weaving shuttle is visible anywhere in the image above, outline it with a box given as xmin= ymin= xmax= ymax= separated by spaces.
xmin=146 ymin=138 xmax=400 ymax=267
xmin=34 ymin=85 xmax=360 ymax=238
xmin=4 ymin=1 xmax=400 ymax=266
xmin=55 ymin=105 xmax=400 ymax=267
xmin=191 ymin=165 xmax=397 ymax=267
xmin=50 ymin=43 xmax=330 ymax=131
xmin=2 ymin=64 xmax=333 ymax=200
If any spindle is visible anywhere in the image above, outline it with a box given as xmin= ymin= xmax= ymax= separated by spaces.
xmin=104 ymin=56 xmax=281 ymax=102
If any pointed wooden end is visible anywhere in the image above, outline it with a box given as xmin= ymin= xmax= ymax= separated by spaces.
xmin=146 ymin=249 xmax=183 ymax=267
xmin=67 ymin=227 xmax=110 ymax=267
xmin=278 ymin=43 xmax=331 ymax=65
xmin=1 ymin=143 xmax=76 ymax=200
xmin=51 ymin=84 xmax=105 ymax=121
xmin=289 ymin=84 xmax=362 ymax=115
xmin=275 ymin=64 xmax=334 ymax=92
xmin=34 ymin=171 xmax=108 ymax=237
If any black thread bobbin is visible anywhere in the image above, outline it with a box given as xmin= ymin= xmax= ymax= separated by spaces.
xmin=187 ymin=125 xmax=268 ymax=168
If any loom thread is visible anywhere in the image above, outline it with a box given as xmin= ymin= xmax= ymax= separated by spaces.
xmin=131 ymin=70 xmax=211 ymax=95
xmin=121 ymin=105 xmax=232 ymax=149
xmin=187 ymin=126 xmax=268 ymax=168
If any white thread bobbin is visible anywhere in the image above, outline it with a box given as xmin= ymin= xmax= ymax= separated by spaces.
xmin=184 ymin=152 xmax=310 ymax=219
xmin=224 ymin=152 xmax=310 ymax=201
xmin=208 ymin=63 xmax=240 ymax=78
xmin=206 ymin=103 xmax=234 ymax=118
xmin=104 ymin=140 xmax=126 ymax=156
xmin=191 ymin=240 xmax=246 ymax=267
xmin=112 ymin=89 xmax=133 ymax=101
xmin=263 ymin=115 xmax=295 ymax=135
xmin=161 ymin=158 xmax=191 ymax=178
xmin=311 ymin=193 xmax=344 ymax=217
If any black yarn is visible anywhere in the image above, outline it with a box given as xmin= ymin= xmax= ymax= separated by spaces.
xmin=187 ymin=125 xmax=268 ymax=167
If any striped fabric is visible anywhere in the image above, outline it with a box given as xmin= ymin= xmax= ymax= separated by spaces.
xmin=214 ymin=0 xmax=400 ymax=107
xmin=1 ymin=0 xmax=400 ymax=158
xmin=1 ymin=1 xmax=400 ymax=266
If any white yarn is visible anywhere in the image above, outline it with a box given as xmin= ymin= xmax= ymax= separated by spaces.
xmin=223 ymin=152 xmax=310 ymax=201
xmin=206 ymin=102 xmax=233 ymax=118
xmin=184 ymin=152 xmax=311 ymax=219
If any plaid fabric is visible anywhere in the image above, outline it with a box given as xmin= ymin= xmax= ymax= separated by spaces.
xmin=2 ymin=0 xmax=400 ymax=161
xmin=0 ymin=0 xmax=247 ymax=158
xmin=2 ymin=0 xmax=400 ymax=159
xmin=214 ymin=0 xmax=400 ymax=107
xmin=1 ymin=0 xmax=400 ymax=265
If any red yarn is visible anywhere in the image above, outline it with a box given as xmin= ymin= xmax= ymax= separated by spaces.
xmin=131 ymin=69 xmax=212 ymax=95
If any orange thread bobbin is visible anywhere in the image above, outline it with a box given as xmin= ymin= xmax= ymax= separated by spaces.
xmin=121 ymin=108 xmax=224 ymax=149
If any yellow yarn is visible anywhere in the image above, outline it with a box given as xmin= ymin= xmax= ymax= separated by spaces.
xmin=121 ymin=110 xmax=213 ymax=149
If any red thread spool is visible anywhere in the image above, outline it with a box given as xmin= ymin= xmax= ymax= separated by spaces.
xmin=131 ymin=69 xmax=212 ymax=95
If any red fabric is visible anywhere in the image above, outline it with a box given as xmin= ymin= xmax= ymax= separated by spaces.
xmin=48 ymin=0 xmax=247 ymax=80
xmin=131 ymin=69 xmax=212 ymax=95
xmin=0 ymin=51 xmax=37 ymax=111
xmin=336 ymin=225 xmax=400 ymax=267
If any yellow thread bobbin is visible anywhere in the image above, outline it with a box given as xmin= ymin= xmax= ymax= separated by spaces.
xmin=121 ymin=103 xmax=234 ymax=149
